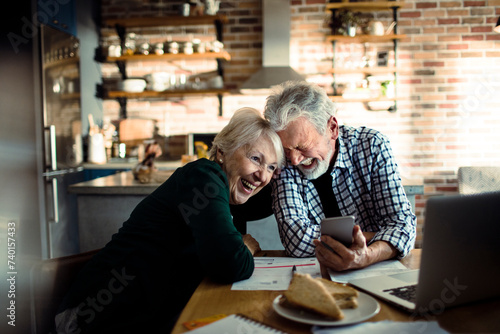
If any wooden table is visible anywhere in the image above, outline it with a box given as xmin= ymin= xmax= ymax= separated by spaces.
xmin=171 ymin=249 xmax=500 ymax=333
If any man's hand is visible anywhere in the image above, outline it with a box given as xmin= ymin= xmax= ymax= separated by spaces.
xmin=313 ymin=225 xmax=397 ymax=271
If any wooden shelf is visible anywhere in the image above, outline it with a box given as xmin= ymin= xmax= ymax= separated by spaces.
xmin=325 ymin=1 xmax=405 ymax=11
xmin=105 ymin=51 xmax=231 ymax=62
xmin=326 ymin=1 xmax=404 ymax=112
xmin=104 ymin=88 xmax=230 ymax=99
xmin=328 ymin=67 xmax=397 ymax=74
xmin=103 ymin=15 xmax=228 ymax=28
xmin=326 ymin=34 xmax=406 ymax=43
xmin=100 ymin=14 xmax=229 ymax=117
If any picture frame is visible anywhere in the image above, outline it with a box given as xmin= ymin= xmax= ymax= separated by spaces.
xmin=377 ymin=51 xmax=389 ymax=67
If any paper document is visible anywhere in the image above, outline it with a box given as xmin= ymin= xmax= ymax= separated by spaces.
xmin=328 ymin=259 xmax=408 ymax=283
xmin=231 ymin=257 xmax=320 ymax=291
xmin=312 ymin=320 xmax=449 ymax=334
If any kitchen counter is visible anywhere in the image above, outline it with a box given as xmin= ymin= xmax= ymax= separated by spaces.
xmin=69 ymin=169 xmax=174 ymax=195
xmin=82 ymin=159 xmax=182 ymax=170
xmin=69 ymin=169 xmax=177 ymax=252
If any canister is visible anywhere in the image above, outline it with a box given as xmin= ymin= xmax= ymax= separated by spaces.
xmin=154 ymin=43 xmax=164 ymax=55
xmin=182 ymin=42 xmax=193 ymax=55
xmin=193 ymin=39 xmax=205 ymax=53
xmin=181 ymin=3 xmax=190 ymax=16
xmin=108 ymin=45 xmax=122 ymax=57
xmin=138 ymin=43 xmax=150 ymax=55
xmin=167 ymin=41 xmax=179 ymax=54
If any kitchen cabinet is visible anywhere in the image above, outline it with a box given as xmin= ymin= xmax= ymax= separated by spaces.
xmin=96 ymin=14 xmax=230 ymax=117
xmin=37 ymin=0 xmax=77 ymax=36
xmin=325 ymin=1 xmax=406 ymax=111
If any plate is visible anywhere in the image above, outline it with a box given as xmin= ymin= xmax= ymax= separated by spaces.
xmin=272 ymin=291 xmax=380 ymax=326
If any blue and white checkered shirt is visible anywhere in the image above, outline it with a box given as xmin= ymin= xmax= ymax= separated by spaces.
xmin=271 ymin=125 xmax=416 ymax=259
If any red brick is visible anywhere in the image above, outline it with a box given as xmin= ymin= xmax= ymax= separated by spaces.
xmin=438 ymin=18 xmax=460 ymax=25
xmin=416 ymin=3 xmax=437 ymax=9
xmin=464 ymin=1 xmax=487 ymax=6
xmin=447 ymin=44 xmax=469 ymax=50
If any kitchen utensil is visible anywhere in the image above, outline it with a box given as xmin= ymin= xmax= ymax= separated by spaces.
xmin=205 ymin=0 xmax=220 ymax=15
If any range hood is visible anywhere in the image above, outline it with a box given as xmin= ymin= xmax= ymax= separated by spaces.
xmin=239 ymin=0 xmax=305 ymax=94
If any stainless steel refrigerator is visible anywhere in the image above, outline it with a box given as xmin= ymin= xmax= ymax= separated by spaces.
xmin=1 ymin=12 xmax=84 ymax=264
xmin=1 ymin=1 xmax=99 ymax=332
xmin=39 ymin=24 xmax=84 ymax=259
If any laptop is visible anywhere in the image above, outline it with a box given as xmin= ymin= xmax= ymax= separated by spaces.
xmin=349 ymin=191 xmax=500 ymax=314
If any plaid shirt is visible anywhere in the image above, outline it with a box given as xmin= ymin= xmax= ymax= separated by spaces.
xmin=271 ymin=125 xmax=416 ymax=259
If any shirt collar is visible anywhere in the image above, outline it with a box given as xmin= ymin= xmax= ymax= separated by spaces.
xmin=333 ymin=125 xmax=352 ymax=171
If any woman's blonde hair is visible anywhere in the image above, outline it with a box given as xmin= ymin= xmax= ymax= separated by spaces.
xmin=208 ymin=107 xmax=284 ymax=168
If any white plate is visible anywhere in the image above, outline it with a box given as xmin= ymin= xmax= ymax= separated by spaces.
xmin=272 ymin=291 xmax=380 ymax=326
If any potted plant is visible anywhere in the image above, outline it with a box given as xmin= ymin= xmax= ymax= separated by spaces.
xmin=330 ymin=10 xmax=364 ymax=37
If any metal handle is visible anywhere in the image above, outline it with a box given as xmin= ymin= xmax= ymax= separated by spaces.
xmin=49 ymin=177 xmax=60 ymax=224
xmin=45 ymin=125 xmax=57 ymax=171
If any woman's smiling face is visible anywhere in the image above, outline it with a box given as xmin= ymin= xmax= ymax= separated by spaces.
xmin=220 ymin=136 xmax=278 ymax=205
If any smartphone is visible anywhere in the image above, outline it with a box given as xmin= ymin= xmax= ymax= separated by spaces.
xmin=320 ymin=215 xmax=355 ymax=247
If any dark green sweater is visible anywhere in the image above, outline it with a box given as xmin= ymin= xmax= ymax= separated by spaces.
xmin=58 ymin=159 xmax=254 ymax=333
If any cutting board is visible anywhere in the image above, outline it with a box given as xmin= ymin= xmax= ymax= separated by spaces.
xmin=119 ymin=118 xmax=156 ymax=143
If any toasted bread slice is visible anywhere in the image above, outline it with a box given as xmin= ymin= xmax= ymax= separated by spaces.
xmin=335 ymin=296 xmax=358 ymax=309
xmin=315 ymin=278 xmax=359 ymax=309
xmin=315 ymin=278 xmax=359 ymax=299
xmin=284 ymin=273 xmax=344 ymax=320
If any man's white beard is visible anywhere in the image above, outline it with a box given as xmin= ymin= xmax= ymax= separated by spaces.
xmin=298 ymin=141 xmax=334 ymax=180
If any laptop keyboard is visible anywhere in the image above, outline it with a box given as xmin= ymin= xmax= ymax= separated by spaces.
xmin=383 ymin=284 xmax=417 ymax=303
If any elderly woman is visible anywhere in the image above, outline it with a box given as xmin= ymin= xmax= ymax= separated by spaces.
xmin=55 ymin=107 xmax=284 ymax=333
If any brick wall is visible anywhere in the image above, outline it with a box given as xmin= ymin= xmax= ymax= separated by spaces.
xmin=99 ymin=0 xmax=500 ymax=247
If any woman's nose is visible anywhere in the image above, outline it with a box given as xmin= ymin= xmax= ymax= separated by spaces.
xmin=255 ymin=167 xmax=271 ymax=185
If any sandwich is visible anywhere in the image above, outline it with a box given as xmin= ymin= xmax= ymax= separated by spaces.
xmin=315 ymin=277 xmax=359 ymax=309
xmin=282 ymin=273 xmax=359 ymax=320
xmin=284 ymin=273 xmax=344 ymax=320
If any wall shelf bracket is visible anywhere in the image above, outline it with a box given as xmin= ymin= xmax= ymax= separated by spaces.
xmin=117 ymin=97 xmax=127 ymax=118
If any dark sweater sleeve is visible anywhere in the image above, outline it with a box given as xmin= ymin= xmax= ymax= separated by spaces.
xmin=175 ymin=160 xmax=255 ymax=283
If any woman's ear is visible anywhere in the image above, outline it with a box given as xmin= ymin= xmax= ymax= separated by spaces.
xmin=216 ymin=148 xmax=224 ymax=163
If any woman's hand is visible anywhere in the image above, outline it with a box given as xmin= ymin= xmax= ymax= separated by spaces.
xmin=242 ymin=234 xmax=261 ymax=255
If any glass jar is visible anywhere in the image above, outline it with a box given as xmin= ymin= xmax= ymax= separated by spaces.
xmin=182 ymin=42 xmax=193 ymax=55
xmin=123 ymin=33 xmax=136 ymax=56
xmin=154 ymin=43 xmax=164 ymax=55
xmin=138 ymin=42 xmax=150 ymax=55
xmin=167 ymin=41 xmax=179 ymax=54
xmin=192 ymin=39 xmax=205 ymax=53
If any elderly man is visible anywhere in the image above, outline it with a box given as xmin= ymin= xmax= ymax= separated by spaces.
xmin=263 ymin=80 xmax=416 ymax=271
